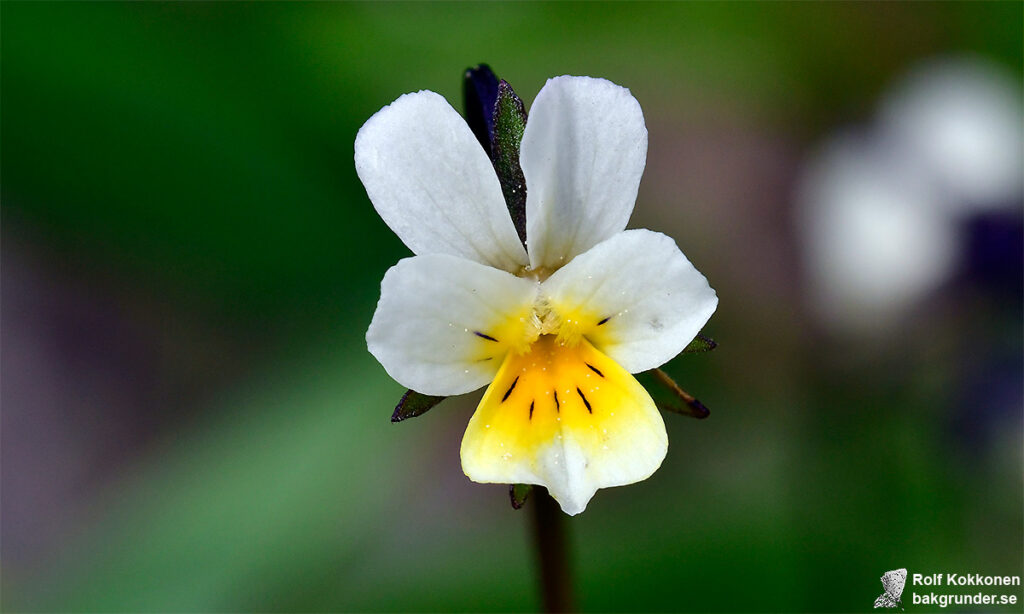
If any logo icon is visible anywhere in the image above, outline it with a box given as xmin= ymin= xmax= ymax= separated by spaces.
xmin=874 ymin=568 xmax=907 ymax=609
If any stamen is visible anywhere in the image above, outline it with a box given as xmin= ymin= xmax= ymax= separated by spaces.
xmin=502 ymin=376 xmax=519 ymax=402
xmin=576 ymin=387 xmax=592 ymax=413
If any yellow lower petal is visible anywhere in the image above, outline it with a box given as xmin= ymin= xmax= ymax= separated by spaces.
xmin=460 ymin=334 xmax=667 ymax=515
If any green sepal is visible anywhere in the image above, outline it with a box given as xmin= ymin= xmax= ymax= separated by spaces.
xmin=682 ymin=333 xmax=717 ymax=354
xmin=637 ymin=368 xmax=710 ymax=419
xmin=490 ymin=80 xmax=528 ymax=245
xmin=391 ymin=389 xmax=447 ymax=423
xmin=509 ymin=483 xmax=533 ymax=509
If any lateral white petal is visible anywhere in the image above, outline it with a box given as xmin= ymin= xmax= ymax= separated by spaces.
xmin=542 ymin=229 xmax=717 ymax=373
xmin=521 ymin=76 xmax=648 ymax=270
xmin=366 ymin=254 xmax=538 ymax=396
xmin=355 ymin=91 xmax=528 ymax=272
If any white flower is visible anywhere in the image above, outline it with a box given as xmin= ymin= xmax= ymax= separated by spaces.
xmin=356 ymin=76 xmax=718 ymax=515
xmin=797 ymin=132 xmax=958 ymax=331
xmin=878 ymin=58 xmax=1024 ymax=211
xmin=797 ymin=57 xmax=1023 ymax=333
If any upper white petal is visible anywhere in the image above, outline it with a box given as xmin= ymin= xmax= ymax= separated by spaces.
xmin=521 ymin=76 xmax=648 ymax=270
xmin=542 ymin=229 xmax=717 ymax=373
xmin=355 ymin=91 xmax=528 ymax=272
xmin=366 ymin=254 xmax=538 ymax=396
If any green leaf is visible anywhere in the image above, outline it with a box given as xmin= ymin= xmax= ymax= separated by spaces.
xmin=490 ymin=80 xmax=528 ymax=245
xmin=682 ymin=333 xmax=717 ymax=354
xmin=391 ymin=390 xmax=447 ymax=423
xmin=509 ymin=483 xmax=533 ymax=510
xmin=637 ymin=368 xmax=710 ymax=419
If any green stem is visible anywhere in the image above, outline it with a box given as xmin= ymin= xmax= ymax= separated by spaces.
xmin=530 ymin=487 xmax=575 ymax=612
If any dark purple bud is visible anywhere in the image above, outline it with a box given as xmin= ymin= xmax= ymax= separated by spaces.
xmin=463 ymin=64 xmax=500 ymax=157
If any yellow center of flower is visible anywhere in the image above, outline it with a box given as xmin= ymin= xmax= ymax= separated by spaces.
xmin=469 ymin=292 xmax=607 ymax=362
xmin=469 ymin=333 xmax=640 ymax=458
xmin=460 ymin=332 xmax=666 ymax=499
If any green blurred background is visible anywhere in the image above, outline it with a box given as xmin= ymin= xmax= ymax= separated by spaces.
xmin=2 ymin=2 xmax=1021 ymax=612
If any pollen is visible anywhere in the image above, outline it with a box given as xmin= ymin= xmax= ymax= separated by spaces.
xmin=515 ymin=294 xmax=596 ymax=351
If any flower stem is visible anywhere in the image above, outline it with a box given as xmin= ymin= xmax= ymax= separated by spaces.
xmin=530 ymin=487 xmax=575 ymax=612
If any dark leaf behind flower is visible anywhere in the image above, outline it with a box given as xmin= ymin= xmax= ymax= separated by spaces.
xmin=391 ymin=389 xmax=447 ymax=423
xmin=490 ymin=80 xmax=529 ymax=245
xmin=510 ymin=483 xmax=533 ymax=509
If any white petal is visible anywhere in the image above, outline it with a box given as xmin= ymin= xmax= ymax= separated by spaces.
xmin=460 ymin=335 xmax=667 ymax=515
xmin=366 ymin=254 xmax=538 ymax=396
xmin=541 ymin=229 xmax=717 ymax=373
xmin=521 ymin=76 xmax=648 ymax=270
xmin=355 ymin=91 xmax=528 ymax=272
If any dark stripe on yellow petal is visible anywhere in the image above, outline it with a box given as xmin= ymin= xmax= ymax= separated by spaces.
xmin=576 ymin=387 xmax=592 ymax=413
xmin=502 ymin=376 xmax=519 ymax=402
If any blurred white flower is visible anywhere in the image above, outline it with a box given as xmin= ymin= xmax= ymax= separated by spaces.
xmin=798 ymin=134 xmax=958 ymax=330
xmin=356 ymin=76 xmax=717 ymax=514
xmin=797 ymin=58 xmax=1023 ymax=332
xmin=879 ymin=58 xmax=1024 ymax=211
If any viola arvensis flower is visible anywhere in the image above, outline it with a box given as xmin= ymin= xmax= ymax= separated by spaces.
xmin=357 ymin=75 xmax=717 ymax=515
